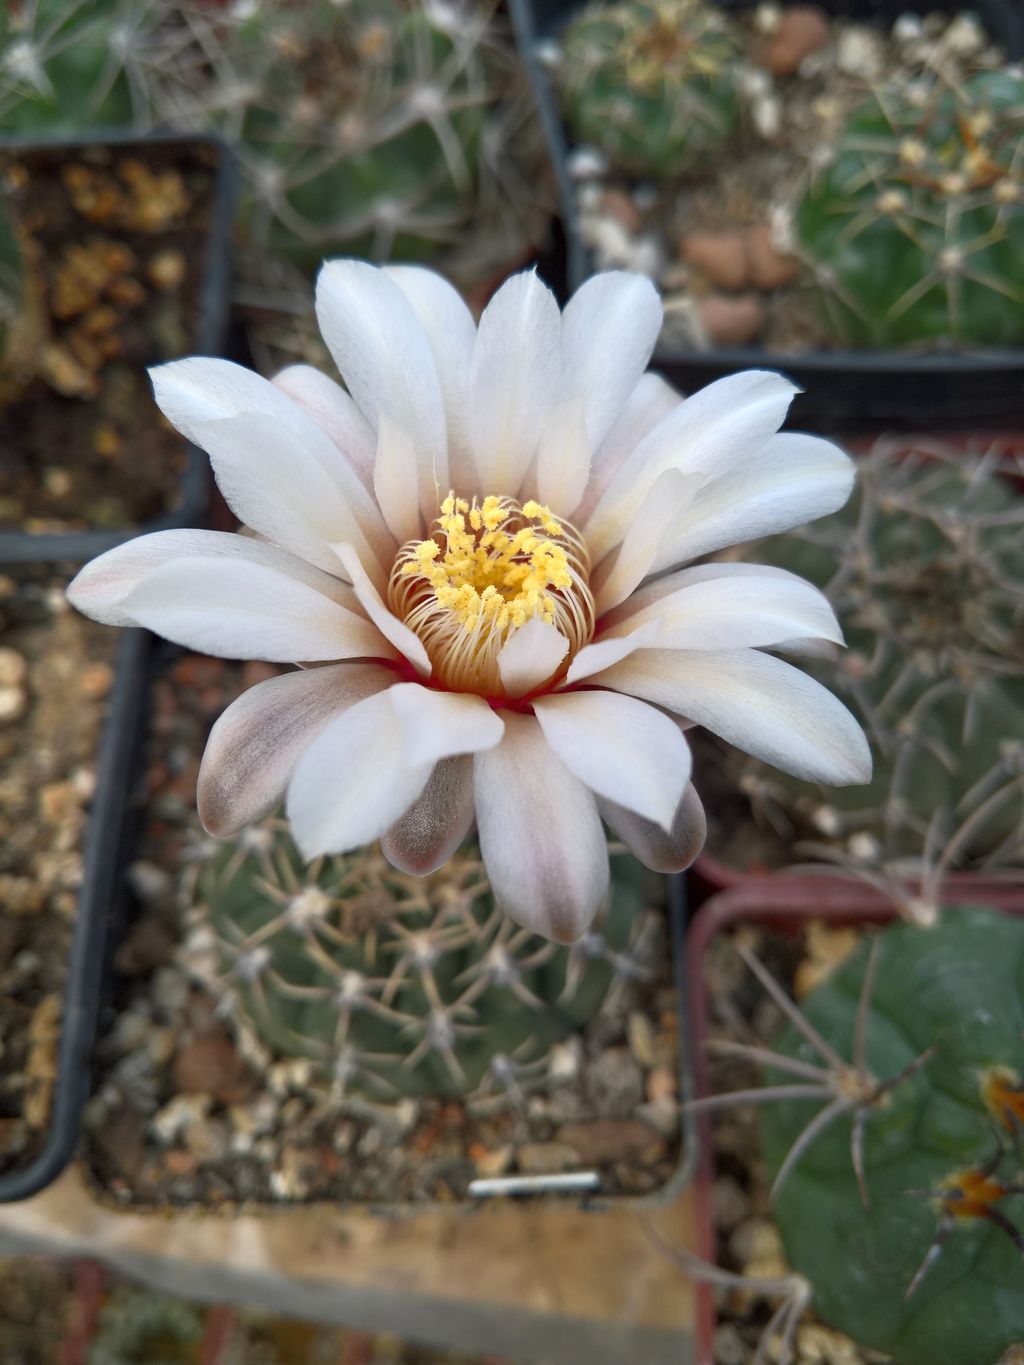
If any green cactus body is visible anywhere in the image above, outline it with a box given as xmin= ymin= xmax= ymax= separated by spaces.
xmin=760 ymin=907 xmax=1024 ymax=1365
xmin=559 ymin=0 xmax=740 ymax=180
xmin=0 ymin=0 xmax=144 ymax=134
xmin=709 ymin=442 xmax=1024 ymax=871
xmin=189 ymin=823 xmax=659 ymax=1100
xmin=796 ymin=71 xmax=1024 ymax=347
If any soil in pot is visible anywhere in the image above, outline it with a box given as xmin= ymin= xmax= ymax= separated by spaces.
xmin=0 ymin=565 xmax=115 ymax=1176
xmin=0 ymin=140 xmax=219 ymax=534
xmin=549 ymin=3 xmax=1018 ymax=356
xmin=83 ymin=651 xmax=683 ymax=1208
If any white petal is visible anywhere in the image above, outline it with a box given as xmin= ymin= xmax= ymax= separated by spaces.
xmin=469 ymin=270 xmax=561 ymax=495
xmin=651 ymin=432 xmax=854 ymax=570
xmin=383 ymin=265 xmax=477 ymax=494
xmin=387 ymin=683 xmax=504 ymax=767
xmin=152 ymin=358 xmax=387 ymax=550
xmin=564 ymin=628 xmax=660 ymax=685
xmin=272 ymin=364 xmax=376 ymax=489
xmin=584 ymin=370 xmax=798 ymax=562
xmin=497 ymin=616 xmax=569 ymax=697
xmin=120 ymin=557 xmax=389 ymax=661
xmin=67 ymin=529 xmax=357 ymax=628
xmin=315 ymin=260 xmax=448 ymax=519
xmin=286 ymin=689 xmax=432 ymax=859
xmin=600 ymin=783 xmax=706 ymax=873
xmin=534 ymin=691 xmax=691 ymax=830
xmin=373 ymin=416 xmax=423 ymax=544
xmin=198 ymin=662 xmax=394 ymax=835
xmin=593 ymin=469 xmax=700 ymax=615
xmin=473 ymin=712 xmax=609 ymax=943
xmin=332 ymin=542 xmax=431 ymax=677
xmin=381 ymin=756 xmax=475 ymax=875
xmin=192 ymin=411 xmax=390 ymax=584
xmin=561 ymin=271 xmax=663 ymax=452
xmin=593 ymin=648 xmax=872 ymax=785
xmin=577 ymin=372 xmax=680 ymax=521
xmin=604 ymin=560 xmax=819 ymax=628
xmin=534 ymin=396 xmax=591 ymax=516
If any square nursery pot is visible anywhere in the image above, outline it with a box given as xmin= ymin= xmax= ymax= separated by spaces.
xmin=0 ymin=131 xmax=235 ymax=564
xmin=685 ymin=874 xmax=1024 ymax=1365
xmin=510 ymin=0 xmax=1024 ymax=430
xmin=74 ymin=630 xmax=697 ymax=1220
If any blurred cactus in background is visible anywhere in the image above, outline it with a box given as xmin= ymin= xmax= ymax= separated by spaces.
xmin=183 ymin=820 xmax=660 ymax=1103
xmin=698 ymin=437 xmax=1024 ymax=876
xmin=796 ymin=70 xmax=1024 ymax=347
xmin=558 ymin=0 xmax=742 ymax=180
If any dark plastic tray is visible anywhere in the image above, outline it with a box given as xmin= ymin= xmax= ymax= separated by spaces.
xmin=510 ymin=0 xmax=1024 ymax=430
xmin=0 ymin=130 xmax=236 ymax=564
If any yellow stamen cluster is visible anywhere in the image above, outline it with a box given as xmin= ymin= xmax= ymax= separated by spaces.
xmin=388 ymin=494 xmax=595 ymax=695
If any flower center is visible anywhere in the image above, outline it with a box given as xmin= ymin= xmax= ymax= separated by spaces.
xmin=388 ymin=493 xmax=595 ymax=695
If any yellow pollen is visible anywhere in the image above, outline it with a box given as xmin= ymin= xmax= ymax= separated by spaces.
xmin=388 ymin=493 xmax=595 ymax=696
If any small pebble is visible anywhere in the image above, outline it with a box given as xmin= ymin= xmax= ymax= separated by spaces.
xmin=0 ymin=646 xmax=27 ymax=687
xmin=745 ymin=224 xmax=800 ymax=289
xmin=756 ymin=6 xmax=830 ymax=76
xmin=516 ymin=1141 xmax=579 ymax=1175
xmin=699 ymin=294 xmax=765 ymax=346
xmin=680 ymin=231 xmax=749 ymax=290
xmin=0 ymin=684 xmax=27 ymax=726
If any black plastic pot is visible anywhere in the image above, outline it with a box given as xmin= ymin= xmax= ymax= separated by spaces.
xmin=510 ymin=0 xmax=1024 ymax=430
xmin=0 ymin=130 xmax=235 ymax=564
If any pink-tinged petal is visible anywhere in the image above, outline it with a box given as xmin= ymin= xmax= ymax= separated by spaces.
xmin=315 ymin=260 xmax=448 ymax=519
xmin=67 ymin=529 xmax=357 ymax=628
xmin=473 ymin=712 xmax=609 ymax=943
xmin=373 ymin=416 xmax=423 ymax=544
xmin=651 ymin=433 xmax=854 ymax=571
xmin=592 ymin=648 xmax=872 ymax=784
xmin=600 ymin=783 xmax=706 ymax=873
xmin=533 ymin=691 xmax=691 ymax=830
xmin=593 ymin=469 xmax=700 ymax=614
xmin=560 ymin=271 xmax=663 ymax=453
xmin=383 ymin=265 xmax=477 ymax=494
xmin=381 ymin=756 xmax=475 ymax=876
xmin=198 ymin=662 xmax=394 ymax=836
xmin=119 ymin=557 xmax=389 ymax=662
xmin=191 ymin=411 xmax=391 ymax=585
xmin=286 ymin=689 xmax=433 ymax=859
xmin=272 ymin=364 xmax=376 ymax=489
xmin=496 ymin=616 xmax=569 ymax=697
xmin=387 ymin=684 xmax=504 ymax=766
xmin=534 ymin=397 xmax=591 ymax=517
xmin=577 ymin=372 xmax=680 ymax=521
xmin=151 ymin=357 xmax=387 ymax=550
xmin=332 ymin=542 xmax=431 ymax=677
xmin=469 ymin=269 xmax=561 ymax=496
xmin=584 ymin=371 xmax=798 ymax=562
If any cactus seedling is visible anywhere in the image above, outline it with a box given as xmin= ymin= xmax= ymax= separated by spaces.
xmin=796 ymin=70 xmax=1024 ymax=347
xmin=558 ymin=0 xmax=741 ymax=180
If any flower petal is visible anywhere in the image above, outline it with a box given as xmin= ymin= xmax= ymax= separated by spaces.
xmin=387 ymin=683 xmax=504 ymax=767
xmin=533 ymin=690 xmax=691 ymax=830
xmin=315 ymin=260 xmax=448 ymax=519
xmin=600 ymin=783 xmax=706 ymax=873
xmin=577 ymin=372 xmax=680 ymax=521
xmin=373 ymin=416 xmax=423 ymax=545
xmin=593 ymin=468 xmax=700 ymax=615
xmin=564 ymin=629 xmax=660 ymax=685
xmin=584 ymin=370 xmax=798 ymax=562
xmin=381 ymin=756 xmax=475 ymax=875
xmin=497 ymin=616 xmax=569 ymax=697
xmin=469 ymin=269 xmax=561 ymax=496
xmin=332 ymin=542 xmax=431 ymax=677
xmin=383 ymin=265 xmax=477 ymax=494
xmin=198 ymin=662 xmax=394 ymax=836
xmin=120 ymin=557 xmax=389 ymax=662
xmin=651 ymin=433 xmax=854 ymax=571
xmin=272 ymin=364 xmax=376 ymax=489
xmin=473 ymin=712 xmax=609 ymax=943
xmin=593 ymin=648 xmax=872 ymax=784
xmin=535 ymin=396 xmax=591 ymax=517
xmin=286 ymin=689 xmax=432 ymax=859
xmin=560 ymin=271 xmax=663 ymax=453
xmin=67 ymin=529 xmax=357 ymax=628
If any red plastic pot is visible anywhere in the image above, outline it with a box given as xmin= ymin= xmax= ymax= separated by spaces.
xmin=684 ymin=874 xmax=1024 ymax=1365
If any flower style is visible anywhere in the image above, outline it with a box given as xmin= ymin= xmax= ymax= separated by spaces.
xmin=68 ymin=264 xmax=870 ymax=942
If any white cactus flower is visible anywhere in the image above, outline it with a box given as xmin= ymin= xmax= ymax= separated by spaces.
xmin=69 ymin=264 xmax=870 ymax=942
